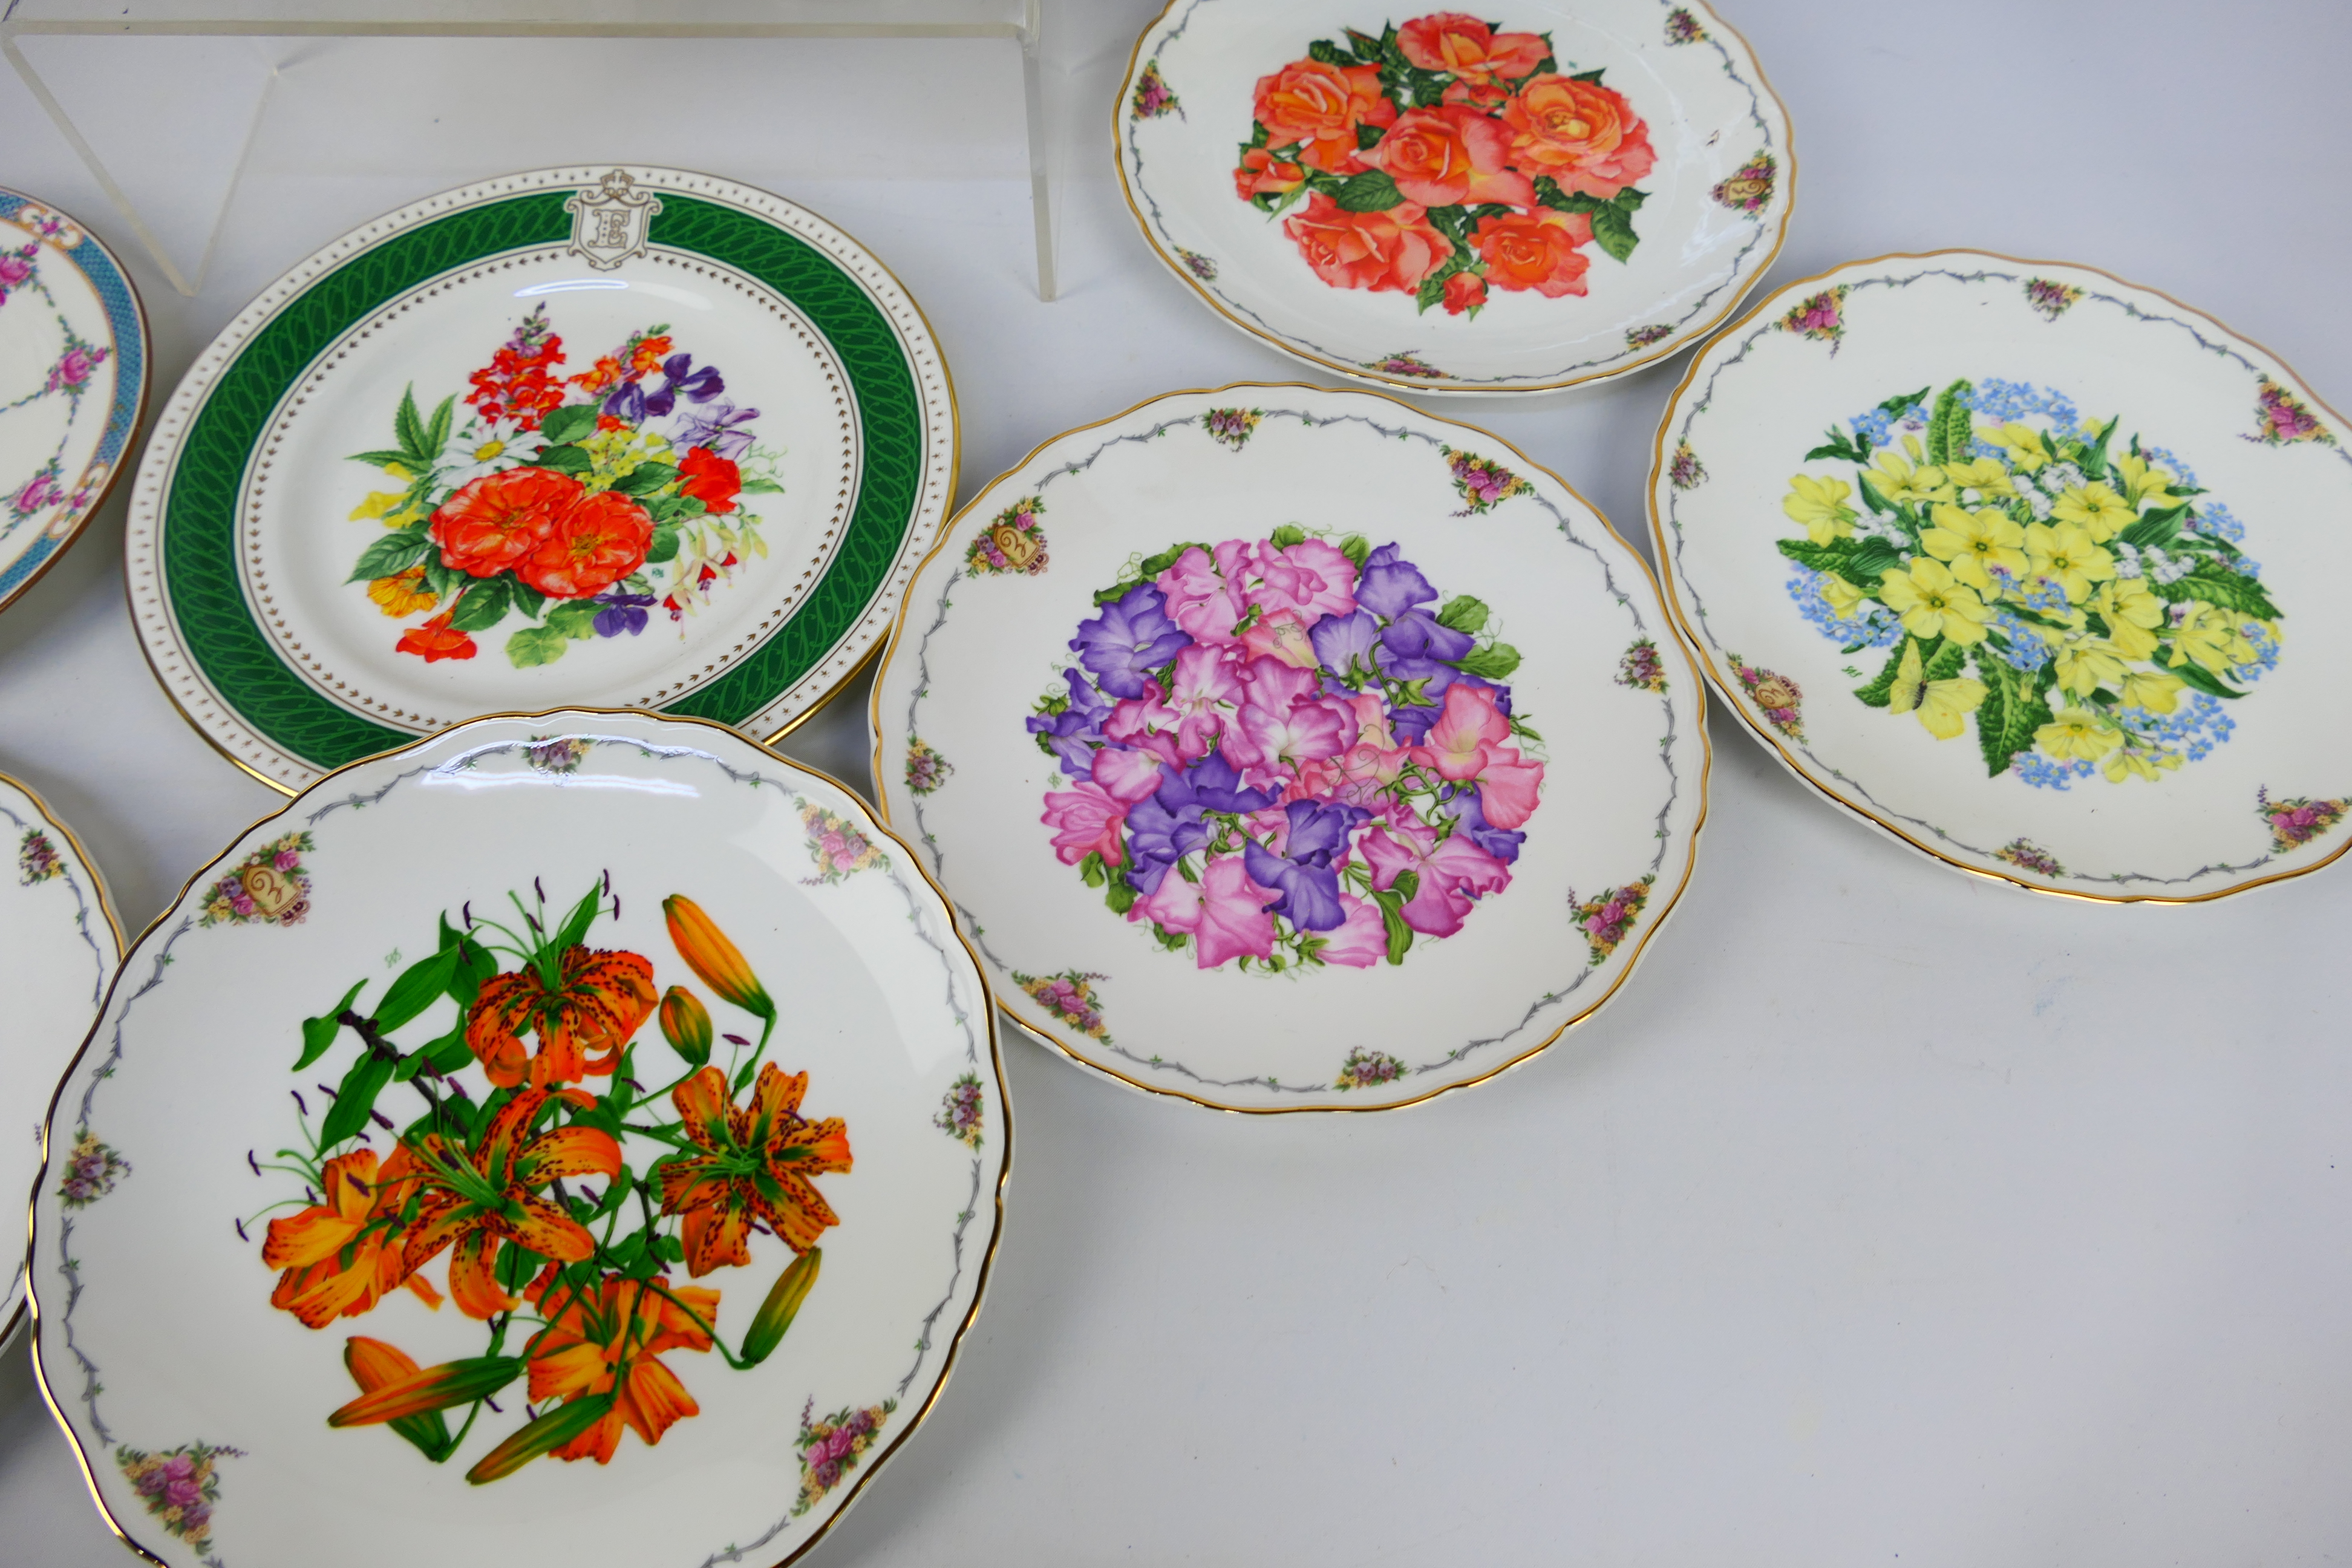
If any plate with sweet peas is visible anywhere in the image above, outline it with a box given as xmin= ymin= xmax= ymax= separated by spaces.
xmin=872 ymin=384 xmax=1707 ymax=1111
xmin=126 ymin=166 xmax=956 ymax=793
xmin=29 ymin=710 xmax=1006 ymax=1568
xmin=1115 ymin=1 xmax=1793 ymax=393
xmin=1650 ymin=250 xmax=2352 ymax=900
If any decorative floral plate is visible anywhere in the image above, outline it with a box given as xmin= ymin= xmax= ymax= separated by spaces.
xmin=871 ymin=385 xmax=1706 ymax=1111
xmin=1651 ymin=251 xmax=2352 ymax=900
xmin=1114 ymin=1 xmax=1792 ymax=394
xmin=0 ymin=188 xmax=148 ymax=613
xmin=128 ymin=167 xmax=956 ymax=794
xmin=28 ymin=711 xmax=1006 ymax=1568
xmin=1 ymin=771 xmax=122 ymax=1341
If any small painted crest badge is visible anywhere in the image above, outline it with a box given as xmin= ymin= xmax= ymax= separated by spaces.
xmin=564 ymin=169 xmax=663 ymax=271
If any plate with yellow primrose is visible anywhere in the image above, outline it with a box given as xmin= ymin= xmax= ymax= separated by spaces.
xmin=1650 ymin=250 xmax=2352 ymax=900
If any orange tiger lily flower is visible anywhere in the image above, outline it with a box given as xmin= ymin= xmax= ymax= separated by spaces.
xmin=263 ymin=1146 xmax=442 ymax=1328
xmin=658 ymin=1063 xmax=851 ymax=1276
xmin=465 ymin=946 xmax=656 ymax=1088
xmin=402 ymin=1089 xmax=622 ymax=1318
xmin=523 ymin=1270 xmax=720 ymax=1464
xmin=662 ymin=895 xmax=774 ymax=1021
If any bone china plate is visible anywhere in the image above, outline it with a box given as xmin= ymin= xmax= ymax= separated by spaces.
xmin=1115 ymin=1 xmax=1792 ymax=393
xmin=1651 ymin=251 xmax=2352 ymax=900
xmin=30 ymin=711 xmax=1006 ymax=1568
xmin=0 ymin=188 xmax=148 ymax=613
xmin=2 ymin=770 xmax=122 ymax=1341
xmin=872 ymin=385 xmax=1707 ymax=1111
xmin=129 ymin=166 xmax=956 ymax=794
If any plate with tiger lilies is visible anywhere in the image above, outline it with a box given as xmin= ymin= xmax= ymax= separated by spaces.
xmin=1650 ymin=250 xmax=2352 ymax=900
xmin=28 ymin=711 xmax=1006 ymax=1568
xmin=2 ymin=769 xmax=122 ymax=1342
xmin=125 ymin=166 xmax=956 ymax=795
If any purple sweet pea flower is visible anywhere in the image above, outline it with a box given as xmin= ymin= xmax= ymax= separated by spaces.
xmin=1123 ymin=751 xmax=1276 ymax=895
xmin=1026 ymin=668 xmax=1109 ymax=776
xmin=593 ymin=591 xmax=655 ymax=636
xmin=671 ymin=398 xmax=760 ymax=460
xmin=1161 ymin=749 xmax=1274 ymax=816
xmin=601 ymin=380 xmax=646 ymax=423
xmin=1355 ymin=543 xmax=1437 ymax=619
xmin=1071 ymin=583 xmax=1191 ymax=700
xmin=1376 ymin=608 xmax=1476 ymax=679
xmin=639 ymin=352 xmax=724 ymax=418
xmin=1309 ymin=608 xmax=1380 ymax=679
xmin=1241 ymin=799 xmax=1368 ymax=931
xmin=1392 ymin=667 xmax=1510 ymax=742
xmin=1442 ymin=786 xmax=1524 ymax=863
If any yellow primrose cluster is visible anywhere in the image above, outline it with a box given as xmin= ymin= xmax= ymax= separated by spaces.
xmin=580 ymin=424 xmax=673 ymax=492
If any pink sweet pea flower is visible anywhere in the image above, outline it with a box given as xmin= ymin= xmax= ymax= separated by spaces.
xmin=1041 ymin=781 xmax=1128 ymax=866
xmin=1246 ymin=538 xmax=1358 ymax=626
xmin=1346 ymin=690 xmax=1394 ymax=749
xmin=1336 ymin=742 xmax=1411 ymax=807
xmin=1238 ymin=607 xmax=1321 ymax=669
xmin=1472 ymin=748 xmax=1545 ymax=829
xmin=1091 ymin=744 xmax=1166 ymax=804
xmin=1103 ymin=680 xmax=1184 ymax=766
xmin=1166 ymin=644 xmax=1245 ymax=758
xmin=1316 ymin=893 xmax=1390 ymax=968
xmin=1420 ymin=682 xmax=1511 ymax=782
xmin=1279 ymin=756 xmax=1346 ymax=805
xmin=1358 ymin=817 xmax=1511 ymax=936
xmin=1237 ymin=694 xmax=1351 ymax=773
xmin=1155 ymin=541 xmax=1252 ymax=645
xmin=1136 ymin=852 xmax=1276 ymax=968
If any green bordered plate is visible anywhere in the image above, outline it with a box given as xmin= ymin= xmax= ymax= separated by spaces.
xmin=128 ymin=168 xmax=956 ymax=794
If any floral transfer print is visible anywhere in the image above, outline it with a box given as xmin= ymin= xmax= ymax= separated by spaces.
xmin=1668 ymin=440 xmax=1706 ymax=491
xmin=18 ymin=826 xmax=62 ymax=883
xmin=903 ymin=737 xmax=953 ymax=796
xmin=802 ymin=802 xmax=887 ymax=885
xmin=1013 ymin=970 xmax=1111 ymax=1041
xmin=0 ymin=218 xmax=116 ymax=544
xmin=117 ymin=1441 xmax=240 ymax=1557
xmin=1233 ymin=14 xmax=1655 ymax=318
xmin=55 ymin=1129 xmax=129 ymax=1207
xmin=1570 ymin=875 xmax=1650 ymax=965
xmin=1625 ymin=323 xmax=1674 ymax=350
xmin=1175 ymin=246 xmax=1219 ymax=283
xmin=2256 ymin=788 xmax=2347 ymax=854
xmin=934 ymin=1072 xmax=984 ymax=1149
xmin=1365 ymin=352 xmax=1446 ymax=379
xmin=198 ymin=832 xmax=314 ymax=927
xmin=1033 ymin=532 xmax=1543 ymax=973
xmin=526 ymin=735 xmax=594 ymax=774
xmin=1616 ymin=638 xmax=1668 ymax=694
xmin=2024 ymin=278 xmax=2082 ymax=321
xmin=1443 ymin=446 xmax=1531 ymax=515
xmin=1775 ymin=287 xmax=1847 ymax=353
xmin=794 ymin=1399 xmax=894 ymax=1517
xmin=1711 ymin=150 xmax=1776 ymax=215
xmin=1131 ymin=60 xmax=1181 ymax=120
xmin=1334 ymin=1046 xmax=1406 ymax=1091
xmin=345 ymin=304 xmax=783 ymax=669
xmin=1776 ymin=377 xmax=2280 ymax=788
xmin=964 ymin=495 xmax=1047 ymax=577
xmin=1726 ymin=652 xmax=1803 ymax=740
xmin=1234 ymin=14 xmax=1655 ymax=317
xmin=2249 ymin=377 xmax=2334 ymax=447
xmin=250 ymin=881 xmax=849 ymax=1483
xmin=1664 ymin=7 xmax=1708 ymax=44
xmin=1993 ymin=839 xmax=2065 ymax=878
xmin=1204 ymin=407 xmax=1262 ymax=451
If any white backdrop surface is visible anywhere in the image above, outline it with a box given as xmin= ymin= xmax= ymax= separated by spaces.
xmin=1 ymin=2 xmax=2349 ymax=1564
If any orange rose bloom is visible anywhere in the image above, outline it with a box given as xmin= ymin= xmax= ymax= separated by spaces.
xmin=517 ymin=489 xmax=653 ymax=599
xmin=1281 ymin=193 xmax=1452 ymax=295
xmin=1397 ymin=12 xmax=1550 ymax=83
xmin=1500 ymin=75 xmax=1657 ymax=198
xmin=1234 ymin=146 xmax=1307 ymax=201
xmin=1442 ymin=269 xmax=1489 ymax=316
xmin=1253 ymin=57 xmax=1396 ymax=174
xmin=396 ymin=611 xmax=476 ymax=662
xmin=1359 ymin=105 xmax=1534 ymax=208
xmin=676 ymin=446 xmax=740 ymax=517
xmin=1474 ymin=209 xmax=1595 ymax=297
xmin=430 ymin=468 xmax=580 ymax=579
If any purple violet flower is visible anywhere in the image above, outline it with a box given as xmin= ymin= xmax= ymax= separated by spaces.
xmin=592 ymin=591 xmax=655 ymax=637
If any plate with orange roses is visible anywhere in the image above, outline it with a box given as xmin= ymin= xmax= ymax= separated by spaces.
xmin=30 ymin=710 xmax=1006 ymax=1568
xmin=1116 ymin=2 xmax=1794 ymax=393
xmin=126 ymin=166 xmax=956 ymax=793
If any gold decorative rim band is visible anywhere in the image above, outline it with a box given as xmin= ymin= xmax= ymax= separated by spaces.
xmin=25 ymin=707 xmax=1011 ymax=1568
xmin=1109 ymin=0 xmax=1799 ymax=397
xmin=869 ymin=378 xmax=1713 ymax=1112
xmin=1645 ymin=246 xmax=2352 ymax=906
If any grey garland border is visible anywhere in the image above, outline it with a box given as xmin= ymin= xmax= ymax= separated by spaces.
xmin=1126 ymin=0 xmax=1781 ymax=387
xmin=899 ymin=405 xmax=1691 ymax=1098
xmin=1664 ymin=261 xmax=2351 ymax=890
xmin=48 ymin=734 xmax=1001 ymax=1568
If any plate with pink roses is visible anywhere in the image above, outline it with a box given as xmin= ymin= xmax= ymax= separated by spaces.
xmin=872 ymin=385 xmax=1708 ymax=1111
xmin=1115 ymin=2 xmax=1793 ymax=394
